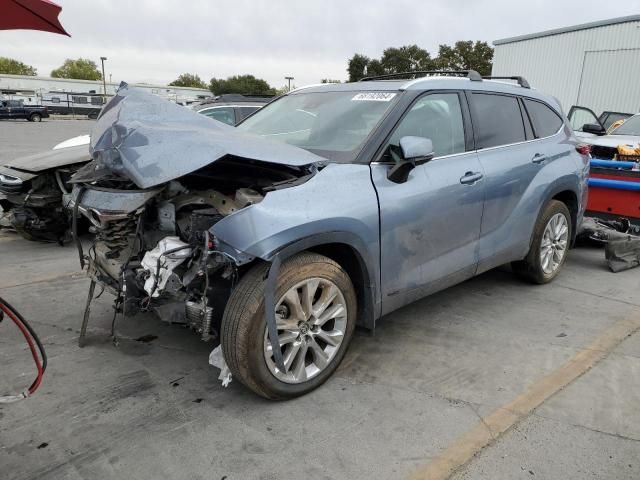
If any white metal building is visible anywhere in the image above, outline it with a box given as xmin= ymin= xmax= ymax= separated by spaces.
xmin=0 ymin=74 xmax=213 ymax=107
xmin=492 ymin=15 xmax=640 ymax=115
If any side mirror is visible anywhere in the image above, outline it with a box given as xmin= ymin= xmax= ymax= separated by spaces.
xmin=387 ymin=136 xmax=434 ymax=184
xmin=582 ymin=123 xmax=606 ymax=135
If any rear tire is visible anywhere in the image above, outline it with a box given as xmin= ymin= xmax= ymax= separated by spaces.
xmin=29 ymin=113 xmax=42 ymax=122
xmin=221 ymin=252 xmax=357 ymax=399
xmin=512 ymin=200 xmax=572 ymax=284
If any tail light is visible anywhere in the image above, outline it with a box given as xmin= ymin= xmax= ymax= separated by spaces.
xmin=576 ymin=144 xmax=591 ymax=155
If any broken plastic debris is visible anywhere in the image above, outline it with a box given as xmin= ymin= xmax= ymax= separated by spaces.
xmin=209 ymin=345 xmax=232 ymax=387
xmin=141 ymin=236 xmax=192 ymax=297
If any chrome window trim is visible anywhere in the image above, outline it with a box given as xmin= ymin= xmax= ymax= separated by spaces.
xmin=371 ymin=150 xmax=475 ymax=165
xmin=475 ymin=124 xmax=564 ymax=153
xmin=370 ymin=125 xmax=564 ymax=165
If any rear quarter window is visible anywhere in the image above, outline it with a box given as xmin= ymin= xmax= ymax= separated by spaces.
xmin=471 ymin=93 xmax=526 ymax=149
xmin=523 ymin=99 xmax=563 ymax=138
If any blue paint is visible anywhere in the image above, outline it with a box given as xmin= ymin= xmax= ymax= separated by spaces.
xmin=589 ymin=177 xmax=640 ymax=191
xmin=590 ymin=159 xmax=637 ymax=169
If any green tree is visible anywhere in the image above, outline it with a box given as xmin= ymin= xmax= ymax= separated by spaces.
xmin=273 ymin=86 xmax=290 ymax=96
xmin=0 ymin=57 xmax=37 ymax=76
xmin=380 ymin=45 xmax=434 ymax=73
xmin=209 ymin=75 xmax=274 ymax=95
xmin=366 ymin=59 xmax=385 ymax=77
xmin=347 ymin=53 xmax=370 ymax=82
xmin=51 ymin=58 xmax=102 ymax=80
xmin=169 ymin=73 xmax=207 ymax=89
xmin=346 ymin=41 xmax=494 ymax=83
xmin=435 ymin=41 xmax=494 ymax=76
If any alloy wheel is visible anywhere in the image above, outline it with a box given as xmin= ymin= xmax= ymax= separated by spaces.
xmin=540 ymin=213 xmax=569 ymax=275
xmin=263 ymin=278 xmax=348 ymax=384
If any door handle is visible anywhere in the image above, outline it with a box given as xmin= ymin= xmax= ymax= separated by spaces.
xmin=532 ymin=153 xmax=547 ymax=164
xmin=459 ymin=171 xmax=483 ymax=185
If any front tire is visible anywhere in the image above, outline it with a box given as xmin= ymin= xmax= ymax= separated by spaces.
xmin=512 ymin=200 xmax=572 ymax=284
xmin=221 ymin=252 xmax=357 ymax=399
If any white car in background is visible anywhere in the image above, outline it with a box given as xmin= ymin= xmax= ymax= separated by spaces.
xmin=53 ymin=134 xmax=90 ymax=149
xmin=568 ymin=106 xmax=640 ymax=159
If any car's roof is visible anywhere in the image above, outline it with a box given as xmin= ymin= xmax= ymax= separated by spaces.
xmin=292 ymin=77 xmax=559 ymax=109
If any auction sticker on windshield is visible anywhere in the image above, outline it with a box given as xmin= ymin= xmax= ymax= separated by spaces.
xmin=351 ymin=92 xmax=397 ymax=102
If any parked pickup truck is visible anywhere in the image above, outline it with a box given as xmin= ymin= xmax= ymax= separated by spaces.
xmin=0 ymin=100 xmax=49 ymax=122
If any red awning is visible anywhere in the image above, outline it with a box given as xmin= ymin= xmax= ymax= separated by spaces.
xmin=0 ymin=0 xmax=70 ymax=36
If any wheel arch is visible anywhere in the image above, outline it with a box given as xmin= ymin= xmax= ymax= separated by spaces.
xmin=308 ymin=242 xmax=375 ymax=330
xmin=551 ymin=189 xmax=579 ymax=245
xmin=255 ymin=232 xmax=379 ymax=330
xmin=528 ymin=182 xmax=581 ymax=250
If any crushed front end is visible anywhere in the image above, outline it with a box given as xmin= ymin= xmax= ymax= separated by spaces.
xmin=71 ymin=155 xmax=314 ymax=340
xmin=70 ymin=82 xmax=321 ymax=345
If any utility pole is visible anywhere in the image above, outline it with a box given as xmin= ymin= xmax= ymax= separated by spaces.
xmin=100 ymin=56 xmax=107 ymax=103
xmin=285 ymin=76 xmax=294 ymax=92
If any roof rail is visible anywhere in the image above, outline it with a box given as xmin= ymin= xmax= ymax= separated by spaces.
xmin=215 ymin=93 xmax=275 ymax=101
xmin=482 ymin=76 xmax=530 ymax=89
xmin=359 ymin=70 xmax=483 ymax=82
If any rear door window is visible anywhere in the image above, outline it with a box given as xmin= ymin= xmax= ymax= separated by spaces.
xmin=523 ymin=99 xmax=563 ymax=138
xmin=470 ymin=93 xmax=526 ymax=149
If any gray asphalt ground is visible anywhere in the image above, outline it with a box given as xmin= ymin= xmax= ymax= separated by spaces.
xmin=1 ymin=121 xmax=639 ymax=480
xmin=0 ymin=119 xmax=94 ymax=163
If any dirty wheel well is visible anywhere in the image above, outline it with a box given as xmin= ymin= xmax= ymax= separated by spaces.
xmin=552 ymin=190 xmax=578 ymax=242
xmin=235 ymin=243 xmax=374 ymax=329
xmin=308 ymin=243 xmax=371 ymax=328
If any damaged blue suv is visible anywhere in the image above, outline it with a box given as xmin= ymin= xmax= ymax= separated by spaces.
xmin=72 ymin=72 xmax=588 ymax=399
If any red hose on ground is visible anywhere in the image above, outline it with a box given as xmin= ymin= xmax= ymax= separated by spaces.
xmin=0 ymin=298 xmax=46 ymax=402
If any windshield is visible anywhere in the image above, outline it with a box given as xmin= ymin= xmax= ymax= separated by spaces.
xmin=236 ymin=90 xmax=399 ymax=162
xmin=611 ymin=115 xmax=640 ymax=136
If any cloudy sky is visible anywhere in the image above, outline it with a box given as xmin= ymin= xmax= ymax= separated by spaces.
xmin=2 ymin=1 xmax=638 ymax=89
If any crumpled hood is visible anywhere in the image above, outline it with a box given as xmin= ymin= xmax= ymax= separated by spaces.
xmin=3 ymin=144 xmax=90 ymax=174
xmin=90 ymin=83 xmax=325 ymax=189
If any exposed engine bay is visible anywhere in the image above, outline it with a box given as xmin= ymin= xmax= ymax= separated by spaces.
xmin=73 ymin=156 xmax=314 ymax=340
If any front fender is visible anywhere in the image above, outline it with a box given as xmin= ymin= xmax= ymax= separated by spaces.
xmin=211 ymin=163 xmax=379 ymax=258
xmin=210 ymin=163 xmax=381 ymax=326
